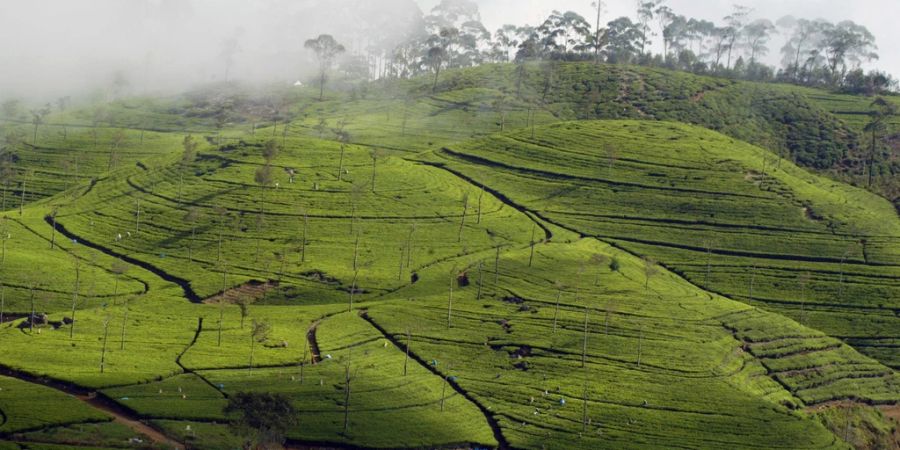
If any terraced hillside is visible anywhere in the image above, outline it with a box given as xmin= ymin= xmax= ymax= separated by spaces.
xmin=0 ymin=65 xmax=898 ymax=449
xmin=433 ymin=120 xmax=900 ymax=372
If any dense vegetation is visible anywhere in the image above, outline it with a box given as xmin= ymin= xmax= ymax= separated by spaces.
xmin=0 ymin=60 xmax=897 ymax=449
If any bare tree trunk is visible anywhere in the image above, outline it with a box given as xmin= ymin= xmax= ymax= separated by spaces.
xmin=371 ymin=156 xmax=377 ymax=192
xmin=301 ymin=213 xmax=308 ymax=264
xmin=748 ymin=265 xmax=756 ymax=301
xmin=581 ymin=302 xmax=589 ymax=369
xmin=447 ymin=272 xmax=454 ymax=328
xmin=494 ymin=246 xmax=501 ymax=285
xmin=440 ymin=374 xmax=449 ymax=411
xmin=476 ymin=261 xmax=484 ymax=300
xmin=119 ymin=298 xmax=129 ymax=350
xmin=134 ymin=198 xmax=141 ymax=233
xmin=300 ymin=339 xmax=308 ymax=384
xmin=217 ymin=303 xmax=224 ymax=347
xmin=528 ymin=225 xmax=536 ymax=267
xmin=19 ymin=176 xmax=27 ymax=215
xmin=338 ymin=144 xmax=345 ymax=181
xmin=100 ymin=317 xmax=110 ymax=373
xmin=637 ymin=326 xmax=643 ymax=368
xmin=353 ymin=234 xmax=359 ymax=272
xmin=404 ymin=329 xmax=411 ymax=376
xmin=49 ymin=211 xmax=58 ymax=250
xmin=582 ymin=372 xmax=590 ymax=432
xmin=348 ymin=270 xmax=358 ymax=313
xmin=70 ymin=264 xmax=80 ymax=338
xmin=476 ymin=186 xmax=484 ymax=224
xmin=343 ymin=351 xmax=352 ymax=433
xmin=457 ymin=196 xmax=468 ymax=243
xmin=29 ymin=285 xmax=35 ymax=334
xmin=553 ymin=289 xmax=561 ymax=334
xmin=406 ymin=224 xmax=415 ymax=268
xmin=248 ymin=335 xmax=255 ymax=371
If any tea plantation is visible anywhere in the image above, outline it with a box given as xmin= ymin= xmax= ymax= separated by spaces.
xmin=0 ymin=62 xmax=897 ymax=449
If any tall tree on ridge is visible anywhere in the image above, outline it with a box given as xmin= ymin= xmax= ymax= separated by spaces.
xmin=304 ymin=34 xmax=346 ymax=101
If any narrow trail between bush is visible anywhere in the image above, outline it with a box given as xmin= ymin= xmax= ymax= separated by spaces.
xmin=45 ymin=216 xmax=201 ymax=303
xmin=175 ymin=317 xmax=228 ymax=398
xmin=0 ymin=365 xmax=183 ymax=449
xmin=307 ymin=319 xmax=323 ymax=364
xmin=359 ymin=311 xmax=510 ymax=450
xmin=417 ymin=160 xmax=552 ymax=242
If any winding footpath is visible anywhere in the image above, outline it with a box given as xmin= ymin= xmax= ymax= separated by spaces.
xmin=45 ymin=215 xmax=201 ymax=302
xmin=359 ymin=311 xmax=510 ymax=450
xmin=0 ymin=365 xmax=183 ymax=449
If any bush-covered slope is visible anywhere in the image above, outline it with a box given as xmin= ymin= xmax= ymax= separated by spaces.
xmin=435 ymin=120 xmax=900 ymax=372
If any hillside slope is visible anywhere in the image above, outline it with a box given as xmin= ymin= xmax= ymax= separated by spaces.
xmin=432 ymin=120 xmax=900 ymax=373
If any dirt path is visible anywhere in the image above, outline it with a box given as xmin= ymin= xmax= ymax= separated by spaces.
xmin=307 ymin=320 xmax=323 ymax=364
xmin=78 ymin=392 xmax=183 ymax=449
xmin=0 ymin=365 xmax=183 ymax=449
xmin=203 ymin=280 xmax=278 ymax=305
xmin=359 ymin=311 xmax=509 ymax=450
xmin=45 ymin=215 xmax=200 ymax=302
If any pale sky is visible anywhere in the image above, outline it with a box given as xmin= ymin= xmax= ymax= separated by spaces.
xmin=420 ymin=0 xmax=900 ymax=77
xmin=0 ymin=0 xmax=896 ymax=102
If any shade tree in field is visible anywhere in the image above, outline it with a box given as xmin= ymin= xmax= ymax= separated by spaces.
xmin=863 ymin=97 xmax=897 ymax=187
xmin=179 ymin=135 xmax=198 ymax=203
xmin=110 ymin=259 xmax=130 ymax=300
xmin=333 ymin=119 xmax=351 ymax=181
xmin=1 ymin=129 xmax=23 ymax=211
xmin=237 ymin=296 xmax=251 ymax=330
xmin=184 ymin=208 xmax=202 ymax=263
xmin=254 ymin=144 xmax=277 ymax=230
xmin=457 ymin=192 xmax=469 ymax=243
xmin=220 ymin=31 xmax=242 ymax=83
xmin=304 ymin=34 xmax=346 ymax=101
xmin=248 ymin=319 xmax=272 ymax=371
xmin=29 ymin=105 xmax=51 ymax=145
xmin=69 ymin=253 xmax=82 ymax=338
xmin=643 ymin=256 xmax=659 ymax=289
xmin=19 ymin=168 xmax=34 ymax=215
xmin=108 ymin=129 xmax=126 ymax=171
xmin=369 ymin=148 xmax=386 ymax=193
xmin=0 ymin=217 xmax=10 ymax=266
xmin=223 ymin=391 xmax=297 ymax=449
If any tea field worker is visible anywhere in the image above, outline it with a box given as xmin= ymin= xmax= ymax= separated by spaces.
xmin=558 ymin=398 xmax=566 ymax=406
xmin=126 ymin=231 xmax=131 ymax=238
xmin=158 ymin=389 xmax=163 ymax=394
xmin=275 ymin=182 xmax=280 ymax=190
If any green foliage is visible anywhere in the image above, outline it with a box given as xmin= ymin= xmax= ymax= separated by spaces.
xmin=223 ymin=391 xmax=297 ymax=448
